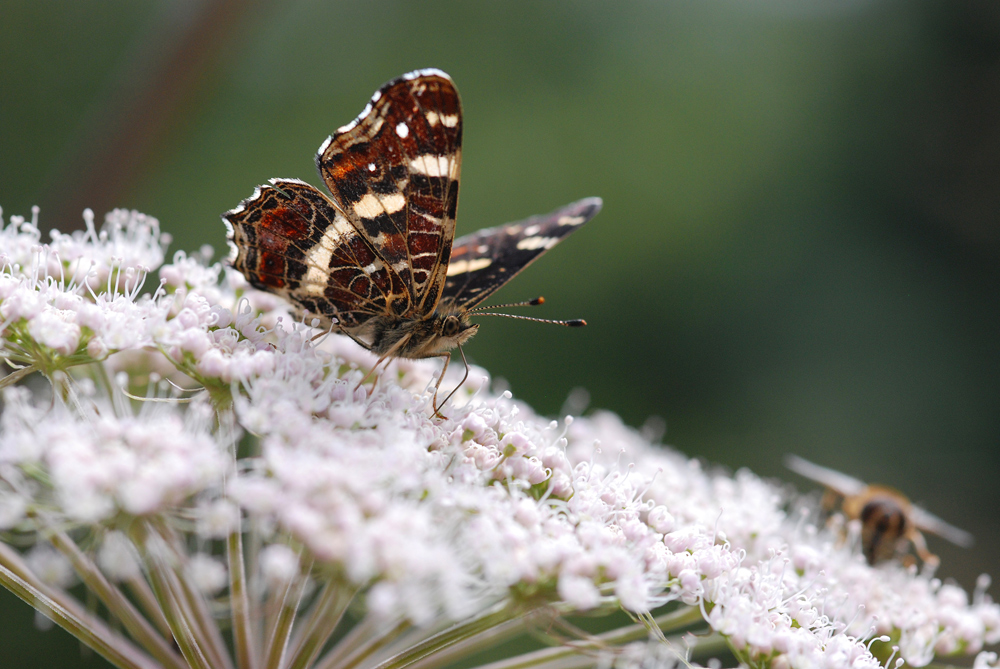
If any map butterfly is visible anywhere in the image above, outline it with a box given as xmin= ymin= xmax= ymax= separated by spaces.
xmin=223 ymin=69 xmax=601 ymax=412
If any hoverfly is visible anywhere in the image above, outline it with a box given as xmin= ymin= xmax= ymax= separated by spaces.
xmin=785 ymin=454 xmax=973 ymax=566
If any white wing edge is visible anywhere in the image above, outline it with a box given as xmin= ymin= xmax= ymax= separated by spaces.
xmin=910 ymin=505 xmax=975 ymax=548
xmin=784 ymin=454 xmax=868 ymax=496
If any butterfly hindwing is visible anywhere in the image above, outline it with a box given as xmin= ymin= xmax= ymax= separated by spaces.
xmin=315 ymin=69 xmax=462 ymax=316
xmin=442 ymin=197 xmax=602 ymax=309
xmin=224 ymin=178 xmax=406 ymax=329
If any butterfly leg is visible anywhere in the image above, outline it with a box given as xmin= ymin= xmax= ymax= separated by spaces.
xmin=423 ymin=353 xmax=450 ymax=418
xmin=355 ymin=354 xmax=389 ymax=396
xmin=431 ymin=343 xmax=470 ymax=419
xmin=310 ymin=322 xmax=340 ymax=344
xmin=338 ymin=327 xmax=373 ymax=351
xmin=354 ymin=334 xmax=410 ymax=397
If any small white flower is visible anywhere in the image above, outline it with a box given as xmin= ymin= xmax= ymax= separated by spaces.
xmin=97 ymin=531 xmax=142 ymax=581
xmin=975 ymin=651 xmax=1000 ymax=669
xmin=25 ymin=545 xmax=75 ymax=588
xmin=557 ymin=572 xmax=602 ymax=609
xmin=195 ymin=499 xmax=242 ymax=538
xmin=0 ymin=490 xmax=26 ymax=530
xmin=187 ymin=553 xmax=228 ymax=595
xmin=258 ymin=544 xmax=301 ymax=586
xmin=27 ymin=307 xmax=81 ymax=355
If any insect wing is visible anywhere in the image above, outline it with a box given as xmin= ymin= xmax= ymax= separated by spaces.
xmin=785 ymin=454 xmax=868 ymax=497
xmin=910 ymin=505 xmax=974 ymax=548
xmin=224 ymin=178 xmax=402 ymax=329
xmin=316 ymin=69 xmax=462 ymax=316
xmin=442 ymin=197 xmax=602 ymax=309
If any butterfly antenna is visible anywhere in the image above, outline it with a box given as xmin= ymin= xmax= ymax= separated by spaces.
xmin=471 ymin=312 xmax=586 ymax=327
xmin=469 ymin=296 xmax=586 ymax=326
xmin=468 ymin=296 xmax=545 ymax=312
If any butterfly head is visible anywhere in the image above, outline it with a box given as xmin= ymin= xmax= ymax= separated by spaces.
xmin=370 ymin=309 xmax=479 ymax=359
xmin=422 ymin=310 xmax=480 ymax=355
xmin=439 ymin=312 xmax=479 ymax=343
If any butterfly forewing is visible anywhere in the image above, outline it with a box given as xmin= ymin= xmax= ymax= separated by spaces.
xmin=224 ymin=178 xmax=405 ymax=329
xmin=316 ymin=69 xmax=462 ymax=317
xmin=442 ymin=197 xmax=602 ymax=309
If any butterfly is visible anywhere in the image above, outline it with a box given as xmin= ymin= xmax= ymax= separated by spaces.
xmin=223 ymin=69 xmax=601 ymax=413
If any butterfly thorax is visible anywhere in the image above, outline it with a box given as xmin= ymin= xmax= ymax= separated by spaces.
xmin=367 ymin=308 xmax=479 ymax=359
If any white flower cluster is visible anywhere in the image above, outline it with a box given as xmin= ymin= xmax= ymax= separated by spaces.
xmin=0 ymin=207 xmax=996 ymax=669
xmin=0 ymin=207 xmax=167 ymax=366
xmin=0 ymin=207 xmax=165 ymax=287
xmin=0 ymin=386 xmax=227 ymax=525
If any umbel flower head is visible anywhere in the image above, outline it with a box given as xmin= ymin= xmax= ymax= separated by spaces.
xmin=0 ymin=205 xmax=997 ymax=669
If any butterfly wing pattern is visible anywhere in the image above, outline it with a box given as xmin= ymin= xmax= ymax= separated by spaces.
xmin=442 ymin=197 xmax=602 ymax=310
xmin=316 ymin=69 xmax=462 ymax=318
xmin=224 ymin=177 xmax=396 ymax=331
xmin=224 ymin=69 xmax=600 ymax=404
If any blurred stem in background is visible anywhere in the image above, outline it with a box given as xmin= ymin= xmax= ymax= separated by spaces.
xmin=36 ymin=0 xmax=252 ymax=229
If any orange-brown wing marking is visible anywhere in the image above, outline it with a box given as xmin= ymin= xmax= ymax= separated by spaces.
xmin=316 ymin=69 xmax=462 ymax=317
xmin=223 ymin=178 xmax=405 ymax=329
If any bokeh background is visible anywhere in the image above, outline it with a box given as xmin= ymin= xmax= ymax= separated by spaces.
xmin=2 ymin=1 xmax=998 ymax=665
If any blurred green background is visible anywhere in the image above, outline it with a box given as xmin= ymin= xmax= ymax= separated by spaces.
xmin=2 ymin=0 xmax=998 ymax=665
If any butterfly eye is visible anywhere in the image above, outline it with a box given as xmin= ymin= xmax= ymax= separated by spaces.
xmin=442 ymin=316 xmax=461 ymax=337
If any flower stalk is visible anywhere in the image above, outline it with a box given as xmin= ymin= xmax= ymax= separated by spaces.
xmin=286 ymin=581 xmax=357 ymax=669
xmin=262 ymin=557 xmax=311 ymax=669
xmin=371 ymin=603 xmax=522 ymax=669
xmin=313 ymin=615 xmax=407 ymax=669
xmin=135 ymin=525 xmax=217 ymax=669
xmin=229 ymin=527 xmax=257 ymax=669
xmin=46 ymin=527 xmax=186 ymax=669
xmin=0 ymin=543 xmax=157 ymax=669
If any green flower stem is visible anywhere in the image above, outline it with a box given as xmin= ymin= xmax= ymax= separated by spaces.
xmin=262 ymin=564 xmax=310 ymax=669
xmin=261 ymin=563 xmax=285 ymax=652
xmin=469 ymin=605 xmax=707 ymax=669
xmin=285 ymin=580 xmax=357 ymax=669
xmin=229 ymin=527 xmax=257 ymax=669
xmin=687 ymin=633 xmax=729 ymax=660
xmin=150 ymin=519 xmax=233 ymax=669
xmin=51 ymin=368 xmax=73 ymax=403
xmin=0 ymin=543 xmax=156 ymax=669
xmin=480 ymin=650 xmax=592 ymax=669
xmin=610 ymin=605 xmax=706 ymax=643
xmin=48 ymin=529 xmax=187 ymax=669
xmin=161 ymin=525 xmax=237 ymax=669
xmin=219 ymin=406 xmax=257 ymax=669
xmin=125 ymin=572 xmax=174 ymax=639
xmin=368 ymin=601 xmax=520 ymax=669
xmin=401 ymin=615 xmax=531 ymax=669
xmin=247 ymin=521 xmax=269 ymax=638
xmin=312 ymin=613 xmax=403 ymax=669
xmin=320 ymin=617 xmax=415 ymax=669
xmin=133 ymin=523 xmax=215 ymax=669
xmin=0 ymin=362 xmax=37 ymax=388
xmin=364 ymin=622 xmax=450 ymax=669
